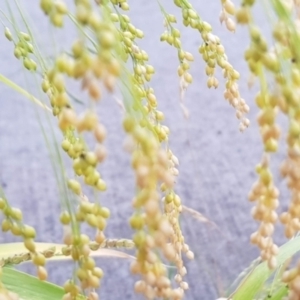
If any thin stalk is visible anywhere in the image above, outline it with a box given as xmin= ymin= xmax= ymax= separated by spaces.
xmin=0 ymin=73 xmax=51 ymax=112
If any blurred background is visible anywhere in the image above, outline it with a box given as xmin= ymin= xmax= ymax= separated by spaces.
xmin=0 ymin=0 xmax=291 ymax=299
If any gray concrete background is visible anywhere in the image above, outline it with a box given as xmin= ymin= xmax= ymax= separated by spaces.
xmin=0 ymin=1 xmax=291 ymax=299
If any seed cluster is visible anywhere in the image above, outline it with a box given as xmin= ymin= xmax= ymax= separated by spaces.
xmin=125 ymin=117 xmax=188 ymax=299
xmin=0 ymin=0 xmax=252 ymax=298
xmin=40 ymin=0 xmax=68 ymax=27
xmin=172 ymin=0 xmax=249 ymax=130
xmin=40 ymin=1 xmax=127 ymax=298
xmin=282 ymin=262 xmax=300 ymax=300
xmin=219 ymin=0 xmax=236 ymax=32
xmin=112 ymin=2 xmax=195 ymax=296
xmin=248 ymin=156 xmax=279 ymax=269
xmin=4 ymin=27 xmax=37 ymax=71
xmin=60 ymin=231 xmax=104 ymax=300
xmin=239 ymin=0 xmax=300 ymax=286
xmin=162 ymin=150 xmax=194 ymax=290
xmin=110 ymin=2 xmax=171 ymax=144
xmin=159 ymin=12 xmax=194 ymax=94
xmin=0 ymin=197 xmax=48 ymax=280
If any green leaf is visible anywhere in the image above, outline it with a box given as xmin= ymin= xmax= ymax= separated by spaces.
xmin=269 ymin=285 xmax=288 ymax=300
xmin=232 ymin=237 xmax=300 ymax=300
xmin=2 ymin=267 xmax=65 ymax=300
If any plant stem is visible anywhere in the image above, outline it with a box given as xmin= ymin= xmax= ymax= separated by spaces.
xmin=0 ymin=73 xmax=51 ymax=112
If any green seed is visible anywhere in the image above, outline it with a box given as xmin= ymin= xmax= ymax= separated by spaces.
xmin=54 ymin=1 xmax=68 ymax=14
xmin=110 ymin=13 xmax=119 ymax=22
xmin=24 ymin=238 xmax=36 ymax=252
xmin=72 ymin=40 xmax=84 ymax=58
xmin=0 ymin=198 xmax=6 ymax=210
xmin=96 ymin=216 xmax=106 ymax=230
xmin=40 ymin=0 xmax=53 ymax=14
xmin=60 ymin=211 xmax=71 ymax=225
xmin=96 ymin=179 xmax=107 ymax=191
xmin=264 ymin=138 xmax=278 ymax=153
xmin=4 ymin=27 xmax=13 ymax=41
xmin=14 ymin=47 xmax=22 ymax=59
xmin=129 ymin=214 xmax=144 ymax=230
xmin=50 ymin=12 xmax=64 ymax=27
xmin=23 ymin=57 xmax=31 ymax=70
xmin=20 ymin=32 xmax=31 ymax=41
xmin=99 ymin=31 xmax=116 ymax=48
xmin=1 ymin=219 xmax=11 ymax=232
xmin=11 ymin=222 xmax=22 ymax=236
xmin=11 ymin=208 xmax=23 ymax=221
xmin=67 ymin=179 xmax=81 ymax=195
xmin=80 ymin=202 xmax=93 ymax=214
xmin=123 ymin=117 xmax=136 ymax=132
xmin=61 ymin=139 xmax=71 ymax=151
xmin=121 ymin=2 xmax=129 ymax=10
xmin=22 ymin=225 xmax=36 ymax=238
xmin=99 ymin=207 xmax=110 ymax=219
xmin=86 ymin=214 xmax=98 ymax=227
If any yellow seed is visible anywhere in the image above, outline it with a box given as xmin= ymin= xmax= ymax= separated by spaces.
xmin=184 ymin=72 xmax=193 ymax=84
xmin=99 ymin=207 xmax=110 ymax=219
xmin=86 ymin=214 xmax=98 ymax=227
xmin=1 ymin=219 xmax=11 ymax=232
xmin=99 ymin=31 xmax=116 ymax=48
xmin=96 ymin=179 xmax=107 ymax=191
xmin=53 ymin=74 xmax=65 ymax=92
xmin=22 ymin=225 xmax=36 ymax=238
xmin=264 ymin=138 xmax=278 ymax=153
xmin=129 ymin=214 xmax=144 ymax=230
xmin=40 ymin=0 xmax=53 ymax=14
xmin=41 ymin=79 xmax=50 ymax=93
xmin=14 ymin=47 xmax=22 ymax=59
xmin=225 ymin=18 xmax=236 ymax=32
xmin=110 ymin=13 xmax=119 ymax=22
xmin=260 ymin=169 xmax=272 ymax=186
xmin=68 ymin=179 xmax=81 ymax=195
xmin=282 ymin=269 xmax=298 ymax=283
xmin=223 ymin=0 xmax=235 ymax=15
xmin=60 ymin=211 xmax=71 ymax=225
xmin=55 ymin=1 xmax=68 ymax=14
xmin=121 ymin=2 xmax=129 ymax=10
xmin=33 ymin=253 xmax=46 ymax=266
xmin=83 ymin=257 xmax=96 ymax=270
xmin=93 ymin=267 xmax=104 ymax=279
xmin=59 ymin=108 xmax=77 ymax=131
xmin=10 ymin=208 xmax=22 ymax=220
xmin=96 ymin=216 xmax=106 ymax=231
xmin=95 ymin=231 xmax=105 ymax=244
xmin=72 ymin=40 xmax=84 ymax=58
xmin=76 ymin=268 xmax=88 ymax=281
xmin=236 ymin=7 xmax=251 ymax=24
xmin=50 ymin=11 xmax=64 ymax=27
xmin=24 ymin=238 xmax=36 ymax=252
xmin=88 ymin=80 xmax=101 ymax=100
xmin=289 ymin=120 xmax=300 ymax=138
xmin=88 ymin=275 xmax=100 ymax=288
xmin=11 ymin=222 xmax=22 ymax=236
xmin=37 ymin=266 xmax=48 ymax=281
xmin=123 ymin=117 xmax=136 ymax=132
xmin=94 ymin=124 xmax=107 ymax=143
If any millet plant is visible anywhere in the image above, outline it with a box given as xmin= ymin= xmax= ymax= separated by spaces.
xmin=2 ymin=0 xmax=300 ymax=299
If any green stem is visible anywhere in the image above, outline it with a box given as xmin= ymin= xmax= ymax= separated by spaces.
xmin=0 ymin=73 xmax=51 ymax=112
